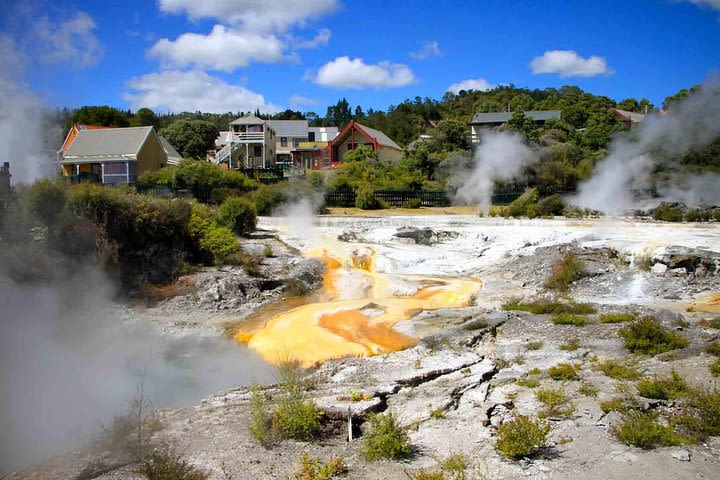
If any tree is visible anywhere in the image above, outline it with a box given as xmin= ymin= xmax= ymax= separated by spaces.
xmin=617 ymin=98 xmax=639 ymax=112
xmin=272 ymin=109 xmax=305 ymax=120
xmin=160 ymin=120 xmax=219 ymax=159
xmin=663 ymin=85 xmax=701 ymax=110
xmin=503 ymin=112 xmax=537 ymax=141
xmin=434 ymin=119 xmax=469 ymax=151
xmin=72 ymin=106 xmax=130 ymax=127
xmin=130 ymin=108 xmax=160 ymax=129
xmin=326 ymin=98 xmax=352 ymax=128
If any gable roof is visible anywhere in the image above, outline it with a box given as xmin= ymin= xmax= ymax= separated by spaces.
xmin=267 ymin=120 xmax=309 ymax=137
xmin=470 ymin=110 xmax=562 ymax=124
xmin=63 ymin=126 xmax=154 ymax=160
xmin=353 ymin=122 xmax=401 ymax=150
xmin=612 ymin=108 xmax=646 ymax=123
xmin=229 ymin=114 xmax=266 ymax=125
xmin=159 ymin=135 xmax=182 ymax=165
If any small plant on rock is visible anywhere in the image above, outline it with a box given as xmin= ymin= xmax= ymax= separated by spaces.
xmin=536 ymin=389 xmax=574 ymax=418
xmin=706 ymin=341 xmax=720 ymax=356
xmin=495 ymin=415 xmax=550 ymax=459
xmin=596 ymin=359 xmax=643 ymax=380
xmin=137 ymin=450 xmax=209 ymax=480
xmin=293 ymin=453 xmax=347 ymax=480
xmin=679 ymin=387 xmax=720 ymax=437
xmin=441 ymin=453 xmax=468 ymax=480
xmin=545 ymin=252 xmax=585 ymax=291
xmin=618 ymin=317 xmax=688 ymax=355
xmin=517 ymin=377 xmax=540 ymax=388
xmin=547 ymin=363 xmax=580 ymax=381
xmin=248 ymin=383 xmax=272 ymax=446
xmin=636 ymin=370 xmax=689 ymax=400
xmin=578 ymin=383 xmax=599 ymax=397
xmin=711 ymin=358 xmax=720 ymax=377
xmin=551 ymin=313 xmax=588 ymax=326
xmin=559 ymin=336 xmax=581 ymax=351
xmin=525 ymin=341 xmax=543 ymax=351
xmin=502 ymin=298 xmax=596 ymax=315
xmin=613 ymin=411 xmax=685 ymax=449
xmin=362 ymin=412 xmax=412 ymax=461
xmin=600 ymin=313 xmax=636 ymax=323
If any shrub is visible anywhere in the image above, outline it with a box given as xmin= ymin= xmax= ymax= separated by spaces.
xmin=536 ymin=389 xmax=574 ymax=417
xmin=652 ymin=203 xmax=684 ymax=222
xmin=681 ymin=387 xmax=720 ymax=436
xmin=441 ymin=453 xmax=468 ymax=478
xmin=249 ymin=384 xmax=272 ymax=446
xmin=252 ymin=185 xmax=286 ymax=215
xmin=636 ymin=370 xmax=688 ymax=400
xmin=600 ymin=397 xmax=639 ymax=414
xmin=502 ymin=298 xmax=596 ymax=315
xmin=711 ymin=358 xmax=720 ymax=377
xmin=545 ymin=253 xmax=585 ymax=291
xmin=494 ymin=415 xmax=550 ymax=459
xmin=219 ymin=197 xmax=257 ymax=235
xmin=547 ymin=363 xmax=580 ymax=381
xmin=551 ymin=313 xmax=588 ymax=326
xmin=685 ymin=209 xmax=710 ymax=222
xmin=707 ymin=341 xmax=720 ymax=356
xmin=401 ymin=198 xmax=423 ymax=209
xmin=578 ymin=383 xmax=599 ymax=397
xmin=293 ymin=453 xmax=347 ymax=480
xmin=411 ymin=470 xmax=445 ymax=480
xmin=517 ymin=378 xmax=540 ymax=388
xmin=362 ymin=412 xmax=411 ymax=461
xmin=613 ymin=411 xmax=684 ymax=449
xmin=23 ymin=179 xmax=67 ymax=229
xmin=199 ymin=226 xmax=240 ymax=265
xmin=600 ymin=312 xmax=636 ymax=323
xmin=137 ymin=450 xmax=209 ymax=480
xmin=273 ymin=361 xmax=321 ymax=441
xmin=618 ymin=317 xmax=688 ymax=355
xmin=504 ymin=188 xmax=539 ymax=218
xmin=559 ymin=337 xmax=581 ymax=351
xmin=263 ymin=245 xmax=273 ymax=258
xmin=355 ymin=188 xmax=386 ymax=210
xmin=537 ymin=194 xmax=566 ymax=217
xmin=597 ymin=359 xmax=643 ymax=380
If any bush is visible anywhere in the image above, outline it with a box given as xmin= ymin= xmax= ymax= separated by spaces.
xmin=209 ymin=187 xmax=241 ymax=205
xmin=249 ymin=384 xmax=272 ymax=446
xmin=199 ymin=226 xmax=239 ymax=264
xmin=516 ymin=378 xmax=540 ymax=388
xmin=707 ymin=341 xmax=720 ymax=356
xmin=362 ymin=412 xmax=412 ymax=461
xmin=536 ymin=389 xmax=574 ymax=417
xmin=23 ymin=179 xmax=66 ymax=229
xmin=613 ymin=411 xmax=684 ymax=449
xmin=293 ymin=454 xmax=346 ymax=480
xmin=536 ymin=194 xmax=566 ymax=217
xmin=401 ymin=198 xmax=423 ymax=209
xmin=502 ymin=298 xmax=596 ymax=315
xmin=495 ymin=415 xmax=550 ymax=459
xmin=355 ymin=187 xmax=386 ymax=210
xmin=636 ymin=370 xmax=688 ymax=400
xmin=551 ymin=313 xmax=588 ymax=326
xmin=600 ymin=313 xmax=636 ymax=323
xmin=547 ymin=363 xmax=580 ymax=381
xmin=252 ymin=185 xmax=286 ymax=215
xmin=600 ymin=396 xmax=639 ymax=414
xmin=597 ymin=359 xmax=642 ymax=380
xmin=618 ymin=317 xmax=688 ymax=355
xmin=137 ymin=450 xmax=209 ymax=480
xmin=681 ymin=387 xmax=720 ymax=436
xmin=525 ymin=341 xmax=543 ymax=351
xmin=685 ymin=209 xmax=710 ymax=222
xmin=578 ymin=383 xmax=599 ymax=397
xmin=545 ymin=252 xmax=584 ymax=291
xmin=559 ymin=337 xmax=581 ymax=351
xmin=711 ymin=358 xmax=720 ymax=377
xmin=219 ymin=197 xmax=257 ymax=235
xmin=273 ymin=362 xmax=321 ymax=441
xmin=652 ymin=203 xmax=684 ymax=222
xmin=503 ymin=188 xmax=539 ymax=218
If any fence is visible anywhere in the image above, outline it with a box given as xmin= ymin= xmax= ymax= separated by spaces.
xmin=324 ymin=190 xmax=450 ymax=208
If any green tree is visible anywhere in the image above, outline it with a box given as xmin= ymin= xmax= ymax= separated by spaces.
xmin=72 ymin=106 xmax=130 ymax=127
xmin=160 ymin=120 xmax=219 ymax=159
xmin=434 ymin=119 xmax=469 ymax=150
xmin=663 ymin=85 xmax=701 ymax=110
xmin=326 ymin=98 xmax=352 ymax=128
xmin=617 ymin=98 xmax=639 ymax=112
xmin=130 ymin=108 xmax=160 ymax=129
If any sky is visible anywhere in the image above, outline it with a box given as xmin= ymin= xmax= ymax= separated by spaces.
xmin=1 ymin=0 xmax=719 ymax=115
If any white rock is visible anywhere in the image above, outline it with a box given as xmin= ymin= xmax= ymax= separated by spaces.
xmin=650 ymin=263 xmax=667 ymax=275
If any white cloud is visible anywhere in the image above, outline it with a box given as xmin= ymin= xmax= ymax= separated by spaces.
xmin=289 ymin=95 xmax=321 ymax=108
xmin=409 ymin=41 xmax=442 ymax=60
xmin=314 ymin=56 xmax=416 ymax=89
xmin=123 ymin=70 xmax=279 ymax=113
xmin=530 ymin=50 xmax=613 ymax=77
xmin=678 ymin=0 xmax=720 ymax=11
xmin=447 ymin=78 xmax=494 ymax=94
xmin=33 ymin=12 xmax=103 ymax=67
xmin=293 ymin=28 xmax=331 ymax=49
xmin=158 ymin=0 xmax=338 ymax=31
xmin=148 ymin=25 xmax=286 ymax=71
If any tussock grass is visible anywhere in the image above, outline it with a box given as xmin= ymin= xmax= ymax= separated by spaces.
xmin=600 ymin=396 xmax=639 ymax=414
xmin=362 ymin=412 xmax=412 ymax=461
xmin=551 ymin=313 xmax=588 ymax=326
xmin=600 ymin=313 xmax=636 ymax=324
xmin=536 ymin=389 xmax=574 ymax=418
xmin=525 ymin=341 xmax=543 ymax=351
xmin=502 ymin=298 xmax=596 ymax=315
xmin=545 ymin=253 xmax=585 ymax=291
xmin=613 ymin=411 xmax=685 ymax=449
xmin=516 ymin=378 xmax=541 ymax=388
xmin=636 ymin=370 xmax=688 ymax=400
xmin=559 ymin=336 xmax=581 ymax=351
xmin=596 ymin=359 xmax=643 ymax=380
xmin=680 ymin=387 xmax=720 ymax=437
xmin=495 ymin=415 xmax=550 ymax=459
xmin=547 ymin=363 xmax=580 ymax=381
xmin=292 ymin=454 xmax=347 ymax=480
xmin=578 ymin=383 xmax=599 ymax=397
xmin=618 ymin=317 xmax=688 ymax=355
xmin=706 ymin=341 xmax=720 ymax=356
xmin=137 ymin=450 xmax=209 ymax=480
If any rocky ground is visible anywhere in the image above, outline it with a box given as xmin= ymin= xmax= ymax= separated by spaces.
xmin=4 ymin=216 xmax=720 ymax=480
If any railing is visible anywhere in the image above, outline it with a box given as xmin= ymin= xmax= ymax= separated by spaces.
xmin=324 ymin=190 xmax=450 ymax=208
xmin=229 ymin=132 xmax=265 ymax=142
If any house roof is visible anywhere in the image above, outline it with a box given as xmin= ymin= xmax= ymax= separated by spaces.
xmin=63 ymin=126 xmax=154 ymax=160
xmin=229 ymin=114 xmax=266 ymax=125
xmin=267 ymin=120 xmax=309 ymax=137
xmin=469 ymin=110 xmax=562 ymax=124
xmin=354 ymin=122 xmax=402 ymax=150
xmin=159 ymin=135 xmax=182 ymax=165
xmin=612 ymin=108 xmax=646 ymax=123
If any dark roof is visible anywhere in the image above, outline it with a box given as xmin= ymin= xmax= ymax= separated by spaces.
xmin=612 ymin=109 xmax=646 ymax=123
xmin=229 ymin=114 xmax=266 ymax=125
xmin=63 ymin=127 xmax=154 ymax=161
xmin=469 ymin=110 xmax=562 ymax=124
xmin=355 ymin=122 xmax=401 ymax=150
xmin=267 ymin=120 xmax=309 ymax=137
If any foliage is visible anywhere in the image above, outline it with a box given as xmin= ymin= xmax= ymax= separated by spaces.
xmin=706 ymin=341 xmax=720 ymax=356
xmin=613 ymin=411 xmax=685 ymax=449
xmin=596 ymin=359 xmax=643 ymax=380
xmin=618 ymin=317 xmax=689 ymax=355
xmin=160 ymin=120 xmax=219 ymax=159
xmin=545 ymin=252 xmax=585 ymax=291
xmin=251 ymin=184 xmax=286 ymax=215
xmin=23 ymin=179 xmax=67 ymax=230
xmin=680 ymin=387 xmax=720 ymax=436
xmin=209 ymin=187 xmax=241 ymax=205
xmin=525 ymin=341 xmax=543 ymax=351
xmin=600 ymin=313 xmax=636 ymax=323
xmin=502 ymin=298 xmax=596 ymax=315
xmin=138 ymin=160 xmax=257 ymax=196
xmin=516 ymin=378 xmax=540 ymax=388
xmin=131 ymin=108 xmax=161 ymax=129
xmin=362 ymin=412 xmax=412 ymax=461
xmin=559 ymin=337 xmax=581 ymax=351
xmin=272 ymin=360 xmax=321 ymax=441
xmin=402 ymin=198 xmax=423 ymax=209
xmin=137 ymin=450 xmax=209 ymax=480
xmin=219 ymin=197 xmax=257 ymax=235
xmin=652 ymin=203 xmax=684 ymax=222
xmin=441 ymin=453 xmax=468 ymax=480
xmin=551 ymin=313 xmax=588 ymax=326
xmin=494 ymin=415 xmax=550 ymax=459
xmin=711 ymin=358 xmax=720 ymax=377
xmin=536 ymin=389 xmax=575 ymax=417
xmin=72 ymin=105 xmax=130 ymax=127
xmin=293 ymin=454 xmax=347 ymax=480
xmin=636 ymin=370 xmax=688 ymax=400
xmin=600 ymin=397 xmax=639 ymax=414
xmin=536 ymin=194 xmax=566 ymax=217
xmin=355 ymin=187 xmax=386 ymax=210
xmin=248 ymin=383 xmax=271 ymax=445
xmin=547 ymin=363 xmax=580 ymax=381
xmin=198 ymin=226 xmax=240 ymax=264
xmin=578 ymin=383 xmax=599 ymax=397
xmin=504 ymin=188 xmax=539 ymax=218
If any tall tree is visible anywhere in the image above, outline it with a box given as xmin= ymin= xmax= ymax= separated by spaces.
xmin=326 ymin=98 xmax=352 ymax=128
xmin=160 ymin=120 xmax=219 ymax=159
xmin=72 ymin=106 xmax=130 ymax=127
xmin=130 ymin=108 xmax=160 ymax=129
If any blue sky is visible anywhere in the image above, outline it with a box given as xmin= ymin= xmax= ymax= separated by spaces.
xmin=2 ymin=0 xmax=719 ymax=115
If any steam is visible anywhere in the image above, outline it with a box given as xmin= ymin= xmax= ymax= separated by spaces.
xmin=574 ymin=77 xmax=720 ymax=213
xmin=0 ymin=265 xmax=275 ymax=472
xmin=455 ymin=131 xmax=536 ymax=212
xmin=0 ymin=35 xmax=56 ymax=184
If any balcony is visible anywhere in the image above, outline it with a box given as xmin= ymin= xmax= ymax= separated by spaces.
xmin=229 ymin=132 xmax=265 ymax=142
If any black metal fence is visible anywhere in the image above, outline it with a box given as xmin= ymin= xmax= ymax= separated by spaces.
xmin=324 ymin=190 xmax=450 ymax=208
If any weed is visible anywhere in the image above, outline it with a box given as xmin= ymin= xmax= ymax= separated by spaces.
xmin=545 ymin=253 xmax=585 ymax=291
xmin=273 ymin=361 xmax=321 ymax=440
xmin=600 ymin=313 xmax=636 ymax=324
xmin=401 ymin=198 xmax=423 ymax=209
xmin=578 ymin=383 xmax=599 ymax=397
xmin=293 ymin=453 xmax=347 ymax=480
xmin=411 ymin=469 xmax=444 ymax=480
xmin=525 ymin=341 xmax=543 ymax=351
xmin=494 ymin=415 xmax=550 ymax=459
xmin=502 ymin=298 xmax=596 ymax=315
xmin=652 ymin=203 xmax=684 ymax=223
xmin=240 ymin=252 xmax=264 ymax=277
xmin=248 ymin=383 xmax=272 ymax=445
xmin=613 ymin=411 xmax=685 ymax=449
xmin=517 ymin=378 xmax=540 ymax=388
xmin=362 ymin=412 xmax=412 ymax=461
xmin=512 ymin=355 xmax=526 ymax=365
xmin=430 ymin=407 xmax=445 ymax=419
xmin=559 ymin=337 xmax=581 ymax=351
xmin=137 ymin=450 xmax=209 ymax=480
xmin=263 ymin=245 xmax=273 ymax=258
xmin=536 ymin=389 xmax=575 ymax=418
xmin=494 ymin=358 xmax=510 ymax=370
xmin=618 ymin=317 xmax=689 ymax=355
xmin=679 ymin=387 xmax=720 ymax=436
xmin=711 ymin=358 xmax=720 ymax=377
xmin=348 ymin=388 xmax=371 ymax=402
xmin=600 ymin=396 xmax=639 ymax=414
xmin=551 ymin=313 xmax=588 ymax=326
xmin=596 ymin=359 xmax=643 ymax=380
xmin=442 ymin=453 xmax=468 ymax=480
xmin=634 ymin=254 xmax=654 ymax=272
xmin=548 ymin=363 xmax=580 ymax=381
xmin=706 ymin=341 xmax=720 ymax=356
xmin=528 ymin=367 xmax=543 ymax=376
xmin=558 ymin=436 xmax=573 ymax=445
xmin=636 ymin=370 xmax=689 ymax=400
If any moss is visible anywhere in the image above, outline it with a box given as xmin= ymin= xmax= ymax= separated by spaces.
xmin=525 ymin=341 xmax=543 ymax=351
xmin=551 ymin=313 xmax=588 ymax=326
xmin=618 ymin=317 xmax=688 ymax=355
xmin=362 ymin=412 xmax=412 ymax=461
xmin=636 ymin=370 xmax=689 ymax=400
xmin=495 ymin=415 xmax=550 ymax=459
xmin=547 ymin=363 xmax=581 ymax=381
xmin=545 ymin=253 xmax=585 ymax=291
xmin=596 ymin=359 xmax=643 ymax=380
xmin=613 ymin=411 xmax=685 ymax=449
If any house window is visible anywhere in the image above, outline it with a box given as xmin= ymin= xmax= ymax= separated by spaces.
xmin=280 ymin=137 xmax=287 ymax=146
xmin=254 ymin=146 xmax=262 ymax=157
xmin=347 ymin=143 xmax=357 ymax=150
xmin=308 ymin=132 xmax=316 ymax=142
xmin=292 ymin=138 xmax=304 ymax=148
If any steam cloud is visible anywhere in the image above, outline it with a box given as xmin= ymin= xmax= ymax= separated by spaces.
xmin=574 ymin=77 xmax=720 ymax=213
xmin=0 ymin=265 xmax=275 ymax=473
xmin=455 ymin=131 xmax=536 ymax=212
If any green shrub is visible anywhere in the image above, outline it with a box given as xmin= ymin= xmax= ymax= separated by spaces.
xmin=597 ymin=359 xmax=643 ymax=380
xmin=536 ymin=389 xmax=574 ymax=417
xmin=263 ymin=245 xmax=273 ymax=258
xmin=681 ymin=387 xmax=720 ymax=436
xmin=137 ymin=450 xmax=209 ymax=480
xmin=411 ymin=470 xmax=445 ymax=480
xmin=272 ymin=361 xmax=321 ymax=441
xmin=711 ymin=358 xmax=720 ymax=377
xmin=684 ymin=209 xmax=711 ymax=222
xmin=504 ymin=188 xmax=539 ymax=218
xmin=545 ymin=252 xmax=585 ymax=291
xmin=516 ymin=378 xmax=540 ymax=388
xmin=293 ymin=453 xmax=347 ymax=480
xmin=441 ymin=453 xmax=468 ymax=478
xmin=547 ymin=363 xmax=580 ymax=381
xmin=600 ymin=312 xmax=636 ymax=323
xmin=249 ymin=383 xmax=272 ymax=446
xmin=707 ymin=341 xmax=720 ymax=356
xmin=652 ymin=203 xmax=684 ymax=222
xmin=559 ymin=337 xmax=581 ymax=351
xmin=355 ymin=188 xmax=386 ymax=210
xmin=502 ymin=298 xmax=596 ymax=315
xmin=600 ymin=396 xmax=639 ymax=414
xmin=613 ymin=411 xmax=685 ymax=449
xmin=525 ymin=341 xmax=543 ymax=351
xmin=252 ymin=185 xmax=286 ymax=215
xmin=199 ymin=226 xmax=239 ymax=264
xmin=636 ymin=370 xmax=688 ymax=400
xmin=209 ymin=187 xmax=241 ymax=205
xmin=401 ymin=198 xmax=422 ymax=209
xmin=536 ymin=194 xmax=566 ymax=217
xmin=551 ymin=313 xmax=588 ymax=326
xmin=578 ymin=383 xmax=599 ymax=397
xmin=219 ymin=197 xmax=257 ymax=235
xmin=362 ymin=412 xmax=411 ymax=461
xmin=23 ymin=179 xmax=67 ymax=229
xmin=618 ymin=317 xmax=689 ymax=355
xmin=495 ymin=415 xmax=550 ymax=458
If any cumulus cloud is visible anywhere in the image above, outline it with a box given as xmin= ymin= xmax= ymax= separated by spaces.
xmin=123 ymin=70 xmax=279 ymax=113
xmin=33 ymin=11 xmax=103 ymax=67
xmin=678 ymin=0 xmax=720 ymax=11
xmin=289 ymin=95 xmax=321 ymax=108
xmin=410 ymin=40 xmax=442 ymax=60
xmin=158 ymin=0 xmax=338 ymax=31
xmin=293 ymin=28 xmax=331 ymax=49
xmin=530 ymin=50 xmax=613 ymax=77
xmin=314 ymin=56 xmax=416 ymax=89
xmin=148 ymin=25 xmax=286 ymax=71
xmin=447 ymin=78 xmax=494 ymax=94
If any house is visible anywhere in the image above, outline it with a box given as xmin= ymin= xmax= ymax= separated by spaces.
xmin=611 ymin=108 xmax=646 ymax=128
xmin=267 ymin=119 xmax=310 ymax=167
xmin=469 ymin=110 xmax=562 ymax=143
xmin=327 ymin=120 xmax=402 ymax=166
xmin=291 ymin=141 xmax=331 ymax=170
xmin=58 ymin=126 xmax=170 ymax=184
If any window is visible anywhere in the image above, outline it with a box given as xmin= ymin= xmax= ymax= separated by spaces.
xmin=308 ymin=131 xmax=316 ymax=142
xmin=254 ymin=146 xmax=262 ymax=157
xmin=292 ymin=138 xmax=305 ymax=148
xmin=347 ymin=143 xmax=357 ymax=150
xmin=280 ymin=137 xmax=287 ymax=146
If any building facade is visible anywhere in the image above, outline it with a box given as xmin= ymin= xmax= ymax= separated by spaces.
xmin=469 ymin=110 xmax=562 ymax=143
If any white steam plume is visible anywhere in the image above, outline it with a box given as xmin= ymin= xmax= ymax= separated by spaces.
xmin=574 ymin=77 xmax=720 ymax=213
xmin=0 ymin=35 xmax=56 ymax=184
xmin=455 ymin=131 xmax=536 ymax=212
